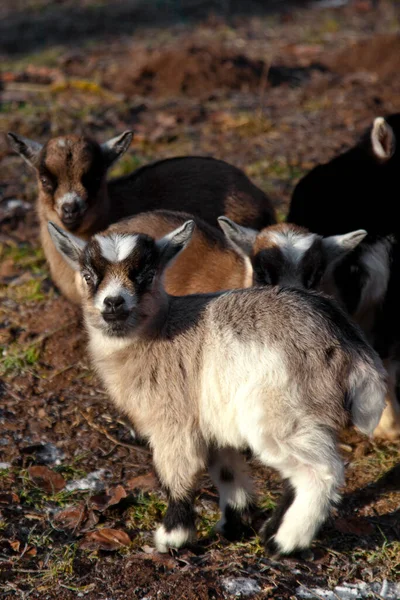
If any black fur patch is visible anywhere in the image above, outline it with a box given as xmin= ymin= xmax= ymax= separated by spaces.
xmin=219 ymin=467 xmax=234 ymax=483
xmin=260 ymin=479 xmax=295 ymax=545
xmin=163 ymin=498 xmax=196 ymax=533
xmin=221 ymin=504 xmax=254 ymax=541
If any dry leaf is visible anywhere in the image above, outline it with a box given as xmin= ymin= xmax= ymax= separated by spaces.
xmin=53 ymin=505 xmax=87 ymax=531
xmin=126 ymin=472 xmax=158 ymax=493
xmin=334 ymin=517 xmax=374 ymax=536
xmin=79 ymin=528 xmax=131 ymax=551
xmin=28 ymin=466 xmax=66 ymax=494
xmin=89 ymin=485 xmax=127 ymax=512
xmin=81 ymin=510 xmax=99 ymax=533
xmin=9 ymin=540 xmax=20 ymax=552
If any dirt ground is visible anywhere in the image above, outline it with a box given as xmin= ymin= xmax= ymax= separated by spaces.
xmin=1 ymin=1 xmax=400 ymax=598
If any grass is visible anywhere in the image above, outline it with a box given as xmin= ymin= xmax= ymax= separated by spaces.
xmin=109 ymin=152 xmax=144 ymax=178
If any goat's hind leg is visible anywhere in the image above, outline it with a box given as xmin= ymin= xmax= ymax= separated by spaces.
xmin=208 ymin=447 xmax=255 ymax=540
xmin=259 ymin=428 xmax=344 ymax=556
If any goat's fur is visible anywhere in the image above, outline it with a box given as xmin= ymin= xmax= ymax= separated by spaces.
xmin=48 ymin=220 xmax=386 ymax=556
xmin=8 ymin=132 xmax=275 ymax=303
xmin=287 ymin=114 xmax=400 ymax=440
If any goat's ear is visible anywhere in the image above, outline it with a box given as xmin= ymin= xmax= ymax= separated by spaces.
xmin=370 ymin=117 xmax=396 ymax=162
xmin=47 ymin=221 xmax=87 ymax=271
xmin=156 ymin=220 xmax=195 ymax=269
xmin=7 ymin=132 xmax=43 ymax=168
xmin=101 ymin=131 xmax=133 ymax=168
xmin=218 ymin=217 xmax=257 ymax=255
xmin=323 ymin=229 xmax=367 ymax=263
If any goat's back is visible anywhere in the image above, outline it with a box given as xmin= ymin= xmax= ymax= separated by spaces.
xmin=107 ymin=210 xmax=251 ymax=295
xmin=108 ymin=156 xmax=276 ymax=230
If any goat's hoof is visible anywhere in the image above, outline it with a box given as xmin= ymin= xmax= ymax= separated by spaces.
xmin=154 ymin=524 xmax=196 ymax=553
xmin=218 ymin=520 xmax=254 ymax=542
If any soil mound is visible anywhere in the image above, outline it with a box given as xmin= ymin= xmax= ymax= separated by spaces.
xmin=328 ymin=34 xmax=400 ymax=80
xmin=102 ymin=45 xmax=266 ymax=97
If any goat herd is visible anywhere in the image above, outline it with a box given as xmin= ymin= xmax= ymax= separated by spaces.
xmin=7 ymin=113 xmax=400 ymax=557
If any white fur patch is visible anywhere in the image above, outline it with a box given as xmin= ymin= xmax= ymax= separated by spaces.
xmin=154 ymin=525 xmax=195 ymax=553
xmin=56 ymin=191 xmax=85 ymax=211
xmin=269 ymin=230 xmax=316 ymax=265
xmin=94 ymin=277 xmax=136 ymax=311
xmin=96 ymin=234 xmax=138 ymax=263
xmin=57 ymin=138 xmax=66 ymax=148
xmin=371 ymin=117 xmax=394 ymax=160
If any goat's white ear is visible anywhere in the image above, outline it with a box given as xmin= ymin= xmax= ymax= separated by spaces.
xmin=371 ymin=117 xmax=395 ymax=162
xmin=323 ymin=229 xmax=367 ymax=262
xmin=218 ymin=217 xmax=257 ymax=255
xmin=101 ymin=131 xmax=133 ymax=168
xmin=156 ymin=220 xmax=195 ymax=268
xmin=8 ymin=132 xmax=43 ymax=168
xmin=47 ymin=221 xmax=87 ymax=271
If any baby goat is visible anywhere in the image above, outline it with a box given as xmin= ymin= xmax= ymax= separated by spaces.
xmin=48 ymin=220 xmax=385 ymax=556
xmin=286 ymin=114 xmax=400 ymax=440
xmin=8 ymin=131 xmax=275 ymax=303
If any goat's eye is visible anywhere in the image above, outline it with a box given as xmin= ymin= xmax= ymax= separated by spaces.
xmin=83 ymin=273 xmax=92 ymax=284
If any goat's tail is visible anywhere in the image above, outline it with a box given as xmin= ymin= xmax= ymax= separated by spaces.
xmin=347 ymin=353 xmax=387 ymax=436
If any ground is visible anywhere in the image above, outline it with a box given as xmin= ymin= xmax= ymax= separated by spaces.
xmin=1 ymin=1 xmax=400 ymax=598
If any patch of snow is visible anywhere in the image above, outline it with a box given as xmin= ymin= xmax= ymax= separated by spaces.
xmin=222 ymin=577 xmax=262 ymax=597
xmin=297 ymin=580 xmax=400 ymax=600
xmin=0 ymin=462 xmax=11 ymax=470
xmin=65 ymin=469 xmax=107 ymax=492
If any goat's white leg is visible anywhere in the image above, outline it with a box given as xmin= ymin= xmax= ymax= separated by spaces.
xmin=152 ymin=437 xmax=207 ymax=553
xmin=208 ymin=447 xmax=255 ymax=539
xmin=374 ymin=360 xmax=400 ymax=440
xmin=258 ymin=429 xmax=344 ymax=556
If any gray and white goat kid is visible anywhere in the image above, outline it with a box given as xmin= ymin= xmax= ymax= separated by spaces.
xmin=219 ymin=219 xmax=398 ymax=440
xmin=48 ymin=220 xmax=385 ymax=556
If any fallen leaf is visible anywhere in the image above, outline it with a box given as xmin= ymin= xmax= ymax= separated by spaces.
xmin=53 ymin=505 xmax=86 ymax=531
xmin=334 ymin=517 xmax=374 ymax=536
xmin=89 ymin=485 xmax=127 ymax=512
xmin=79 ymin=528 xmax=131 ymax=551
xmin=126 ymin=472 xmax=158 ymax=493
xmin=81 ymin=510 xmax=99 ymax=533
xmin=28 ymin=466 xmax=66 ymax=494
xmin=9 ymin=540 xmax=20 ymax=552
xmin=26 ymin=546 xmax=37 ymax=557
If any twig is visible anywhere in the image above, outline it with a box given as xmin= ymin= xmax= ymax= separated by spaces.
xmin=79 ymin=410 xmax=150 ymax=456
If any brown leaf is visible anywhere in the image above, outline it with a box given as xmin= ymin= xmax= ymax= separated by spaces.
xmin=0 ymin=492 xmax=19 ymax=504
xmin=79 ymin=528 xmax=131 ymax=551
xmin=81 ymin=510 xmax=99 ymax=533
xmin=89 ymin=485 xmax=127 ymax=512
xmin=26 ymin=546 xmax=37 ymax=557
xmin=53 ymin=505 xmax=86 ymax=531
xmin=334 ymin=517 xmax=374 ymax=536
xmin=9 ymin=540 xmax=20 ymax=552
xmin=126 ymin=472 xmax=158 ymax=493
xmin=28 ymin=466 xmax=66 ymax=494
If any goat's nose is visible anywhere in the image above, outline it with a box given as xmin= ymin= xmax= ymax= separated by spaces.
xmin=62 ymin=202 xmax=79 ymax=216
xmin=104 ymin=296 xmax=125 ymax=311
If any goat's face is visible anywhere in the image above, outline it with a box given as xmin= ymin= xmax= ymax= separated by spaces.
xmin=8 ymin=131 xmax=133 ymax=233
xmin=48 ymin=220 xmax=195 ymax=337
xmin=219 ymin=219 xmax=367 ymax=291
xmin=324 ymin=236 xmax=392 ymax=319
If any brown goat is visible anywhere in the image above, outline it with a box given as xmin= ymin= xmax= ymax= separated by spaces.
xmin=8 ymin=131 xmax=275 ymax=303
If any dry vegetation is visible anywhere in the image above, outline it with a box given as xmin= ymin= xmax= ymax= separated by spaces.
xmin=1 ymin=1 xmax=400 ymax=598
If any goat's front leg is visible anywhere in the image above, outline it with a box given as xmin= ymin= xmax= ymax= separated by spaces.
xmin=208 ymin=447 xmax=255 ymax=540
xmin=152 ymin=435 xmax=207 ymax=553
